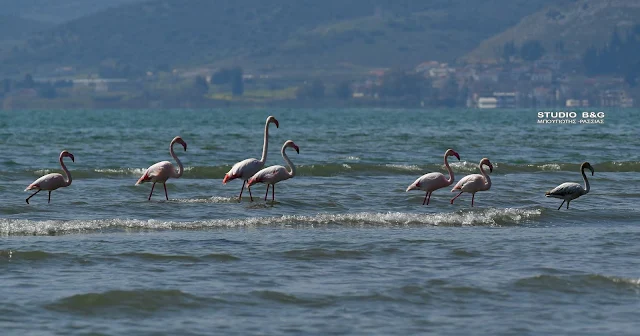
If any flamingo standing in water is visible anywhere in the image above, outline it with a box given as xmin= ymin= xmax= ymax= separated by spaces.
xmin=545 ymin=162 xmax=594 ymax=210
xmin=450 ymin=158 xmax=493 ymax=207
xmin=406 ymin=149 xmax=460 ymax=205
xmin=247 ymin=140 xmax=299 ymax=202
xmin=223 ymin=116 xmax=279 ymax=201
xmin=135 ymin=136 xmax=187 ymax=200
xmin=25 ymin=150 xmax=75 ymax=204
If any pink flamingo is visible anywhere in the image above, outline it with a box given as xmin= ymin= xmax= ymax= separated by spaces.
xmin=223 ymin=116 xmax=279 ymax=201
xmin=135 ymin=136 xmax=187 ymax=200
xmin=545 ymin=162 xmax=594 ymax=210
xmin=450 ymin=158 xmax=493 ymax=207
xmin=406 ymin=149 xmax=460 ymax=205
xmin=247 ymin=140 xmax=299 ymax=202
xmin=25 ymin=150 xmax=75 ymax=204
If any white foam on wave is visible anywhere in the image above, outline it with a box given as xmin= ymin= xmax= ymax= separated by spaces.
xmin=94 ymin=168 xmax=147 ymax=175
xmin=539 ymin=164 xmax=561 ymax=171
xmin=385 ymin=164 xmax=422 ymax=172
xmin=0 ymin=208 xmax=542 ymax=236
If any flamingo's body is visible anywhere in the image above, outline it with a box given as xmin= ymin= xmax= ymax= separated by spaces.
xmin=546 ymin=162 xmax=594 ymax=210
xmin=136 ymin=136 xmax=187 ymax=200
xmin=450 ymin=158 xmax=493 ymax=207
xmin=407 ymin=149 xmax=460 ymax=205
xmin=25 ymin=151 xmax=74 ymax=204
xmin=247 ymin=140 xmax=299 ymax=202
xmin=224 ymin=116 xmax=279 ymax=201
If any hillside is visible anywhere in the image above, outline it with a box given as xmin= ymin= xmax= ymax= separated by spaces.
xmin=0 ymin=15 xmax=52 ymax=42
xmin=0 ymin=0 xmax=144 ymax=23
xmin=1 ymin=0 xmax=566 ymax=75
xmin=465 ymin=0 xmax=640 ymax=62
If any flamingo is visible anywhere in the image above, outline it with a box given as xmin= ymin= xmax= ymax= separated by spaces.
xmin=545 ymin=162 xmax=594 ymax=210
xmin=247 ymin=140 xmax=299 ymax=202
xmin=135 ymin=136 xmax=187 ymax=200
xmin=25 ymin=150 xmax=75 ymax=204
xmin=223 ymin=115 xmax=279 ymax=201
xmin=406 ymin=149 xmax=460 ymax=205
xmin=450 ymin=158 xmax=493 ymax=207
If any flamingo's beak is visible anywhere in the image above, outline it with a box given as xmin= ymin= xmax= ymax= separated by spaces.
xmin=69 ymin=154 xmax=75 ymax=162
xmin=183 ymin=143 xmax=187 ymax=151
xmin=489 ymin=164 xmax=493 ymax=173
xmin=590 ymin=167 xmax=594 ymax=175
xmin=453 ymin=152 xmax=460 ymax=160
xmin=273 ymin=119 xmax=279 ymax=128
xmin=294 ymin=145 xmax=300 ymax=154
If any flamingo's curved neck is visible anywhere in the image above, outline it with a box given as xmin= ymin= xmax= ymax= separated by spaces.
xmin=581 ymin=167 xmax=590 ymax=194
xmin=282 ymin=145 xmax=296 ymax=178
xmin=444 ymin=154 xmax=454 ymax=185
xmin=259 ymin=120 xmax=272 ymax=164
xmin=479 ymin=162 xmax=491 ymax=189
xmin=170 ymin=140 xmax=184 ymax=178
xmin=59 ymin=155 xmax=72 ymax=186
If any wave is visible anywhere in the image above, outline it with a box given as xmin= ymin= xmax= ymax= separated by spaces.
xmin=514 ymin=274 xmax=640 ymax=293
xmin=5 ymin=161 xmax=640 ymax=179
xmin=0 ymin=208 xmax=542 ymax=236
xmin=45 ymin=289 xmax=216 ymax=315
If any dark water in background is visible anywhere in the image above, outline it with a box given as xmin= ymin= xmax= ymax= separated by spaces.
xmin=1 ymin=108 xmax=639 ymax=335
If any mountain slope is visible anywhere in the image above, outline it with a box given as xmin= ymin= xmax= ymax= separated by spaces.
xmin=465 ymin=0 xmax=640 ymax=61
xmin=0 ymin=15 xmax=52 ymax=41
xmin=1 ymin=0 xmax=567 ymax=74
xmin=0 ymin=0 xmax=144 ymax=23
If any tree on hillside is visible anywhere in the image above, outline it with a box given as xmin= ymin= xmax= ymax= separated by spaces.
xmin=335 ymin=81 xmax=352 ymax=99
xmin=193 ymin=75 xmax=209 ymax=96
xmin=378 ymin=70 xmax=431 ymax=100
xmin=296 ymin=79 xmax=325 ymax=99
xmin=212 ymin=67 xmax=244 ymax=96
xmin=501 ymin=41 xmax=517 ymax=63
xmin=2 ymin=78 xmax=11 ymax=93
xmin=520 ymin=40 xmax=545 ymax=61
xmin=23 ymin=74 xmax=35 ymax=88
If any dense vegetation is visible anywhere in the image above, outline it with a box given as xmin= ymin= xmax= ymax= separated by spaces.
xmin=582 ymin=25 xmax=640 ymax=86
xmin=1 ymin=0 xmax=562 ymax=74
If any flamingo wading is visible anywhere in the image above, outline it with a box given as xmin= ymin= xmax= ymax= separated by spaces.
xmin=25 ymin=150 xmax=75 ymax=204
xmin=545 ymin=162 xmax=594 ymax=210
xmin=223 ymin=116 xmax=279 ymax=201
xmin=406 ymin=149 xmax=460 ymax=205
xmin=135 ymin=136 xmax=187 ymax=200
xmin=450 ymin=158 xmax=493 ymax=207
xmin=247 ymin=140 xmax=299 ymax=202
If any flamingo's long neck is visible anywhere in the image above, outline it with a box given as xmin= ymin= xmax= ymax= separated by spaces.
xmin=170 ymin=140 xmax=184 ymax=178
xmin=444 ymin=154 xmax=454 ymax=185
xmin=282 ymin=145 xmax=296 ymax=178
xmin=581 ymin=166 xmax=590 ymax=195
xmin=479 ymin=162 xmax=491 ymax=190
xmin=259 ymin=120 xmax=271 ymax=164
xmin=59 ymin=155 xmax=72 ymax=186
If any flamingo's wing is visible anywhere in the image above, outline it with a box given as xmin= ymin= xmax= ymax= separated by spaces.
xmin=546 ymin=182 xmax=582 ymax=197
xmin=25 ymin=173 xmax=65 ymax=191
xmin=451 ymin=174 xmax=483 ymax=191
xmin=408 ymin=172 xmax=445 ymax=191
xmin=226 ymin=158 xmax=262 ymax=181
xmin=136 ymin=161 xmax=170 ymax=184
xmin=249 ymin=165 xmax=286 ymax=185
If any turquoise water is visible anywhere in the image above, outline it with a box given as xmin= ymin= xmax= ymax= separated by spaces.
xmin=1 ymin=108 xmax=639 ymax=335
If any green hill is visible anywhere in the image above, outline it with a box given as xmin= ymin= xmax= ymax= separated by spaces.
xmin=464 ymin=0 xmax=640 ymax=62
xmin=1 ymin=0 xmax=567 ymax=74
xmin=0 ymin=15 xmax=52 ymax=41
xmin=0 ymin=0 xmax=144 ymax=23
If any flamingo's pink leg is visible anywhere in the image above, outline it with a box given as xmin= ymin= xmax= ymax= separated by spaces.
xmin=557 ymin=200 xmax=565 ymax=210
xmin=48 ymin=191 xmax=52 ymax=203
xmin=272 ymin=184 xmax=275 ymax=202
xmin=148 ymin=182 xmax=156 ymax=200
xmin=26 ymin=189 xmax=40 ymax=204
xmin=450 ymin=191 xmax=463 ymax=204
xmin=238 ymin=181 xmax=245 ymax=201
xmin=163 ymin=183 xmax=168 ymax=200
xmin=422 ymin=192 xmax=428 ymax=205
xmin=471 ymin=193 xmax=475 ymax=207
xmin=427 ymin=192 xmax=432 ymax=205
xmin=264 ymin=185 xmax=270 ymax=201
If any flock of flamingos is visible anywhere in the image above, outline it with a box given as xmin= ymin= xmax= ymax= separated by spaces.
xmin=24 ymin=116 xmax=594 ymax=210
